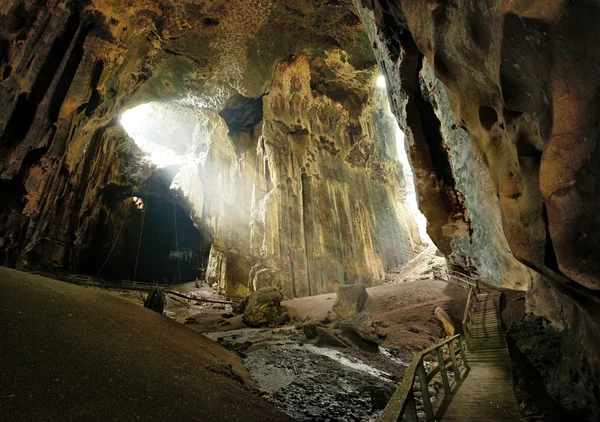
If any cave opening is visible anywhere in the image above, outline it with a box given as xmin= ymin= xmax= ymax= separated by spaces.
xmin=376 ymin=73 xmax=431 ymax=244
xmin=114 ymin=101 xmax=216 ymax=284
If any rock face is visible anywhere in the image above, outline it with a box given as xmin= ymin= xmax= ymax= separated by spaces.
xmin=354 ymin=0 xmax=600 ymax=417
xmin=332 ymin=284 xmax=369 ymax=319
xmin=0 ymin=0 xmax=423 ymax=297
xmin=242 ymin=287 xmax=283 ymax=327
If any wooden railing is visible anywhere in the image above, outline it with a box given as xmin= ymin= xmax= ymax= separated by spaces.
xmin=378 ymin=334 xmax=469 ymax=422
xmin=445 ymin=270 xmax=480 ymax=293
xmin=379 ymin=270 xmax=489 ymax=421
xmin=120 ymin=280 xmax=161 ymax=290
xmin=461 ymin=286 xmax=479 ymax=350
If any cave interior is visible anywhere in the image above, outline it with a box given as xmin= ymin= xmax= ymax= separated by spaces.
xmin=0 ymin=1 xmax=599 ymax=421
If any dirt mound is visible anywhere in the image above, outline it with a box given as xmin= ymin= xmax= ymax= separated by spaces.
xmin=0 ymin=268 xmax=292 ymax=422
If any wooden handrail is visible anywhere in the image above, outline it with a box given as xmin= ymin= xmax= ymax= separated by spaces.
xmin=462 ymin=286 xmax=473 ymax=325
xmin=380 ymin=271 xmax=483 ymax=421
xmin=378 ymin=334 xmax=468 ymax=422
xmin=461 ymin=286 xmax=480 ymax=350
xmin=446 ymin=269 xmax=481 ymax=293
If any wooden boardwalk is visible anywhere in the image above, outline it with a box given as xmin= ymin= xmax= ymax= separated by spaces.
xmin=439 ymin=292 xmax=522 ymax=421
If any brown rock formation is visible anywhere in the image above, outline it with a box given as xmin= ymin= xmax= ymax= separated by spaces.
xmin=354 ymin=0 xmax=600 ymax=418
xmin=0 ymin=1 xmax=422 ymax=296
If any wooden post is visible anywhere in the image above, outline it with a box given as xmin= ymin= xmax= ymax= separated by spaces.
xmin=463 ymin=321 xmax=472 ymax=350
xmin=458 ymin=335 xmax=469 ymax=368
xmin=417 ymin=360 xmax=435 ymax=421
xmin=448 ymin=340 xmax=461 ymax=380
xmin=403 ymin=393 xmax=419 ymax=422
xmin=436 ymin=347 xmax=451 ymax=396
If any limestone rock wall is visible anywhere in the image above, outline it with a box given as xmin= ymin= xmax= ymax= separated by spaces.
xmin=355 ymin=0 xmax=600 ymax=417
xmin=247 ymin=55 xmax=421 ymax=298
xmin=354 ymin=0 xmax=535 ymax=289
xmin=0 ymin=0 xmax=422 ymax=296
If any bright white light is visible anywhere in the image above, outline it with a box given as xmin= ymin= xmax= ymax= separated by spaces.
xmin=379 ymin=91 xmax=431 ymax=244
xmin=376 ymin=75 xmax=387 ymax=89
xmin=121 ymin=103 xmax=187 ymax=168
xmin=395 ymin=128 xmax=430 ymax=243
xmin=119 ymin=101 xmax=218 ymax=213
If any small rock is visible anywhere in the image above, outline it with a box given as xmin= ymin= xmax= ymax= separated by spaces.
xmin=319 ymin=315 xmax=333 ymax=325
xmin=340 ymin=312 xmax=379 ymax=344
xmin=377 ymin=332 xmax=388 ymax=340
xmin=234 ymin=298 xmax=248 ymax=315
xmin=374 ymin=320 xmax=389 ymax=328
xmin=303 ymin=323 xmax=318 ymax=339
xmin=274 ymin=312 xmax=291 ymax=326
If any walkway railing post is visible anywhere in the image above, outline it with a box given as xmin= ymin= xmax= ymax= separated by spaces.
xmin=378 ymin=334 xmax=466 ymax=422
xmin=417 ymin=360 xmax=435 ymax=421
xmin=436 ymin=348 xmax=452 ymax=396
xmin=404 ymin=394 xmax=418 ymax=422
xmin=448 ymin=340 xmax=461 ymax=380
xmin=462 ymin=321 xmax=471 ymax=350
xmin=458 ymin=337 xmax=469 ymax=369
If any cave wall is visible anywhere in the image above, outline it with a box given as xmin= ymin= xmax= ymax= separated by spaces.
xmin=354 ymin=0 xmax=600 ymax=417
xmin=0 ymin=0 xmax=207 ymax=283
xmin=0 ymin=0 xmax=423 ymax=297
xmin=197 ymin=54 xmax=424 ymax=298
xmin=354 ymin=0 xmax=535 ymax=289
xmin=248 ymin=54 xmax=421 ymax=298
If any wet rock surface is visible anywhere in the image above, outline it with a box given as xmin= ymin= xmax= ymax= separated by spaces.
xmin=205 ymin=326 xmax=398 ymax=422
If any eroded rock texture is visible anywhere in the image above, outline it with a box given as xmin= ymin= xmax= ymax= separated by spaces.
xmin=355 ymin=0 xmax=600 ymax=417
xmin=0 ymin=0 xmax=422 ymax=294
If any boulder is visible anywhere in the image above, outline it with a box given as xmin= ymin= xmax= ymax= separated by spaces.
xmin=332 ymin=284 xmax=368 ymax=319
xmin=303 ymin=323 xmax=319 ymax=339
xmin=434 ymin=307 xmax=456 ymax=336
xmin=340 ymin=312 xmax=379 ymax=345
xmin=242 ymin=287 xmax=283 ymax=327
xmin=316 ymin=326 xmax=351 ymax=348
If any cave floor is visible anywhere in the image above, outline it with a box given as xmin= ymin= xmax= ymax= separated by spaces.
xmin=0 ymin=268 xmax=293 ymax=422
xmin=168 ymin=251 xmax=466 ymax=421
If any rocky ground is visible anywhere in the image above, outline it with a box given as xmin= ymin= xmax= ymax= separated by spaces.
xmin=121 ymin=246 xmax=467 ymax=422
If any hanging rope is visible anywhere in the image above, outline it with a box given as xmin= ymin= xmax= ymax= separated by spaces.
xmin=173 ymin=200 xmax=181 ymax=284
xmin=92 ymin=199 xmax=131 ymax=282
xmin=133 ymin=176 xmax=152 ymax=281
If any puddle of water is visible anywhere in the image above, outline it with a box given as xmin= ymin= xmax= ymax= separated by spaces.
xmin=304 ymin=344 xmax=395 ymax=382
xmin=379 ymin=346 xmax=410 ymax=367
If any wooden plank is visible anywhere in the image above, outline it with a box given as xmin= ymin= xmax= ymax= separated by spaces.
xmin=436 ymin=292 xmax=521 ymax=421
